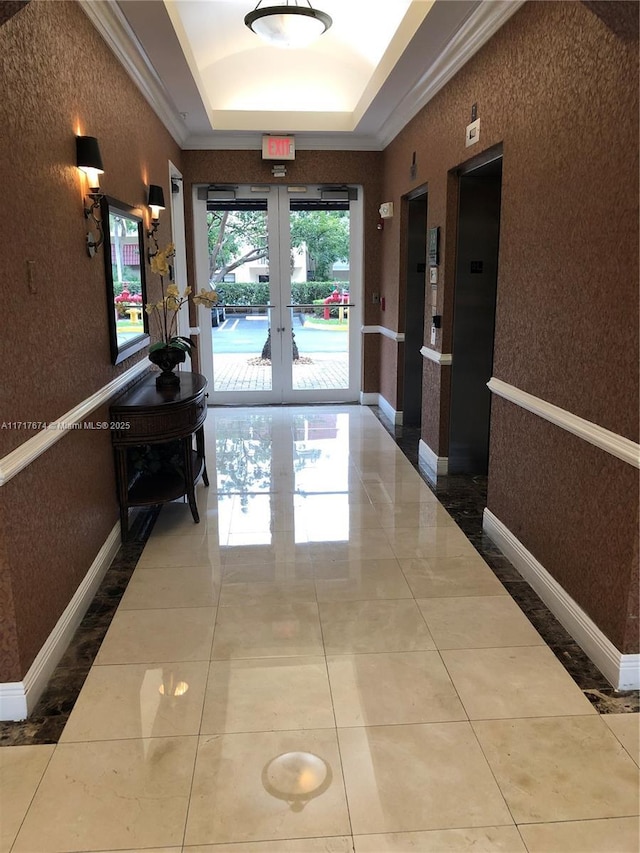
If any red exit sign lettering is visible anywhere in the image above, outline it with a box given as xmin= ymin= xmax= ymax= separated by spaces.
xmin=262 ymin=135 xmax=295 ymax=161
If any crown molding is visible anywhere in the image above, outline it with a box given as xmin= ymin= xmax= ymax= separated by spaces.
xmin=79 ymin=0 xmax=523 ymax=153
xmin=377 ymin=0 xmax=526 ymax=147
xmin=78 ymin=0 xmax=188 ymax=147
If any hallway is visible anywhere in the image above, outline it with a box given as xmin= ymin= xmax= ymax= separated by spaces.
xmin=2 ymin=406 xmax=638 ymax=853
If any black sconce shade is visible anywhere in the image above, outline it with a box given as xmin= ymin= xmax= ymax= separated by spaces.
xmin=148 ymin=184 xmax=166 ymax=210
xmin=76 ymin=135 xmax=104 ymax=173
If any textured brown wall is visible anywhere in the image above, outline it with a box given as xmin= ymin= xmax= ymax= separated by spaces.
xmin=488 ymin=398 xmax=639 ymax=653
xmin=379 ymin=1 xmax=638 ymax=652
xmin=381 ymin=0 xmax=638 ymax=447
xmin=181 ymin=149 xmax=383 ymax=379
xmin=0 ymin=1 xmax=181 ymax=681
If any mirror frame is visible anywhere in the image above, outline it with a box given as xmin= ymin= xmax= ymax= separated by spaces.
xmin=101 ymin=195 xmax=150 ymax=364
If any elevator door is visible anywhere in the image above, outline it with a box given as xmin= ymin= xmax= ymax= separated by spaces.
xmin=449 ymin=158 xmax=502 ymax=473
xmin=194 ymin=185 xmax=362 ymax=404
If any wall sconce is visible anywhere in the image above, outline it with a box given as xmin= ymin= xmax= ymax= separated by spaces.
xmin=147 ymin=184 xmax=165 ymax=262
xmin=76 ymin=135 xmax=105 ymax=258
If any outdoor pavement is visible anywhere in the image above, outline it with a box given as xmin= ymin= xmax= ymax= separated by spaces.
xmin=211 ymin=352 xmax=349 ymax=393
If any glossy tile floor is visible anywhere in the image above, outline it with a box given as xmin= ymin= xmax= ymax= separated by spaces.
xmin=3 ymin=406 xmax=639 ymax=853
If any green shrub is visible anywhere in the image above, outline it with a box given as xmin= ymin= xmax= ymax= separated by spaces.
xmin=211 ymin=281 xmax=346 ymax=306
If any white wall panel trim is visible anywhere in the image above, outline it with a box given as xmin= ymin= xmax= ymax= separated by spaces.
xmin=361 ymin=325 xmax=405 ymax=342
xmin=484 ymin=508 xmax=640 ymax=691
xmin=0 ymin=359 xmax=150 ymax=487
xmin=488 ymin=377 xmax=640 ymax=468
xmin=420 ymin=346 xmax=453 ymax=365
xmin=0 ymin=520 xmax=121 ymax=720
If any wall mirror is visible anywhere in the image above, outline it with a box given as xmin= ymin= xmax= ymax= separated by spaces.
xmin=101 ymin=196 xmax=150 ymax=364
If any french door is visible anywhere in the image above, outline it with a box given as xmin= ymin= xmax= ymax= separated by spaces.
xmin=193 ymin=184 xmax=362 ymax=404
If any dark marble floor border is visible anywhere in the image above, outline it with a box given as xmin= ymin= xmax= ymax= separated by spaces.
xmin=1 ymin=407 xmax=636 ymax=746
xmin=373 ymin=411 xmax=638 ymax=716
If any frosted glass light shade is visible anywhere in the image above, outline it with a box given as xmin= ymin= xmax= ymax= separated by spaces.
xmin=245 ymin=4 xmax=332 ymax=48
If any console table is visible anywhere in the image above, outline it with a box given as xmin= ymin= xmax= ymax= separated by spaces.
xmin=110 ymin=371 xmax=209 ymax=540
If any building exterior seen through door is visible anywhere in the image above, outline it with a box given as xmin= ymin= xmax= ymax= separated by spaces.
xmin=193 ymin=184 xmax=363 ymax=404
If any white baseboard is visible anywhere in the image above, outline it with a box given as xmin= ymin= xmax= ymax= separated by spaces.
xmin=418 ymin=439 xmax=449 ymax=483
xmin=0 ymin=521 xmax=122 ymax=721
xmin=483 ymin=508 xmax=640 ymax=691
xmin=361 ymin=393 xmax=402 ymax=425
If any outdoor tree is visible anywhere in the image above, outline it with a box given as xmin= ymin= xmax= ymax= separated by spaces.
xmin=290 ymin=210 xmax=349 ymax=281
xmin=207 ymin=210 xmax=268 ymax=281
xmin=207 ymin=208 xmax=349 ymax=283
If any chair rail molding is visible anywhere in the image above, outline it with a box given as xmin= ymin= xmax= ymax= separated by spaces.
xmin=0 ymin=359 xmax=150 ymax=487
xmin=361 ymin=325 xmax=405 ymax=342
xmin=488 ymin=377 xmax=640 ymax=468
xmin=420 ymin=345 xmax=452 ymax=365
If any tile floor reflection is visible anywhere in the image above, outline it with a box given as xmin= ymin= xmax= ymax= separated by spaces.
xmin=2 ymin=405 xmax=639 ymax=853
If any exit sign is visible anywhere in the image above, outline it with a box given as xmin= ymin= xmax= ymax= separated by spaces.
xmin=262 ymin=135 xmax=295 ymax=160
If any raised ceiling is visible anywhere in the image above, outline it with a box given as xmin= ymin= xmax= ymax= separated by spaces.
xmin=81 ymin=0 xmax=524 ymax=149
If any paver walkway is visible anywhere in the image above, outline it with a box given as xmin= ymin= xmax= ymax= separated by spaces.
xmin=211 ymin=352 xmax=349 ymax=392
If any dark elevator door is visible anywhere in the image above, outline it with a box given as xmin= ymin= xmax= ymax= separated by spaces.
xmin=449 ymin=158 xmax=502 ymax=473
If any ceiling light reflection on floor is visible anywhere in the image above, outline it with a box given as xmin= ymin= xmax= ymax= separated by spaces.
xmin=262 ymin=751 xmax=332 ymax=811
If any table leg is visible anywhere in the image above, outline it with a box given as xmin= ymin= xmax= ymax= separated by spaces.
xmin=195 ymin=426 xmax=209 ymax=487
xmin=183 ymin=436 xmax=200 ymax=523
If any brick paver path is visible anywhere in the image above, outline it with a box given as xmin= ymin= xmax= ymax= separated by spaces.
xmin=211 ymin=353 xmax=349 ymax=393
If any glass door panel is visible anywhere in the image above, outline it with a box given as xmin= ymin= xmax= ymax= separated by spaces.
xmin=197 ymin=185 xmax=361 ymax=404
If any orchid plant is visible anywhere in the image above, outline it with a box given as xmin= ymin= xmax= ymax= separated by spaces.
xmin=146 ymin=243 xmax=218 ymax=358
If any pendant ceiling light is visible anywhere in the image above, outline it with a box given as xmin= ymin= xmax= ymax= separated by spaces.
xmin=245 ymin=1 xmax=332 ymax=49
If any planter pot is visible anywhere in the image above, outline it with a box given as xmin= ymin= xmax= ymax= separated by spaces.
xmin=148 ymin=345 xmax=186 ymax=387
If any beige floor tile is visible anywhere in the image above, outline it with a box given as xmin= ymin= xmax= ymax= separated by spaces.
xmin=399 ymin=554 xmax=506 ymax=598
xmin=222 ymin=561 xmax=315 ymax=583
xmin=441 ymin=646 xmax=596 ymax=719
xmin=223 ymin=536 xmax=312 ymax=566
xmin=185 ymin=839 xmax=353 ymax=852
xmin=152 ymin=498 xmax=227 ymax=539
xmin=353 ymin=826 xmax=527 ymax=851
xmin=297 ymin=494 xmax=382 ymax=534
xmin=0 ymin=745 xmax=54 ymax=853
xmin=374 ymin=501 xmax=456 ymax=530
xmin=138 ymin=534 xmax=223 ymax=569
xmin=386 ymin=526 xmax=474 ymax=560
xmin=219 ymin=579 xmax=317 ymax=607
xmin=95 ymin=607 xmax=216 ymax=665
xmin=365 ymin=480 xmax=437 ymax=504
xmin=314 ymin=558 xmax=412 ymax=601
xmin=519 ymin=816 xmax=640 ymax=852
xmin=417 ymin=596 xmax=545 ymax=649
xmin=319 ymin=600 xmax=435 ymax=654
xmin=12 ymin=737 xmax=197 ymax=852
xmin=119 ymin=564 xmax=220 ymax=610
xmin=603 ymin=713 xmax=640 ymax=766
xmin=211 ymin=602 xmax=323 ymax=659
xmin=60 ymin=661 xmax=209 ymax=742
xmin=338 ymin=723 xmax=512 ymax=834
xmin=184 ymin=730 xmax=350 ymax=845
xmin=473 ymin=716 xmax=640 ymax=823
xmin=201 ymin=657 xmax=334 ymax=733
xmin=228 ymin=494 xmax=296 ymax=533
xmin=94 ymin=848 xmax=180 ymax=852
xmin=308 ymin=538 xmax=397 ymax=563
xmin=327 ymin=651 xmax=466 ymax=727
